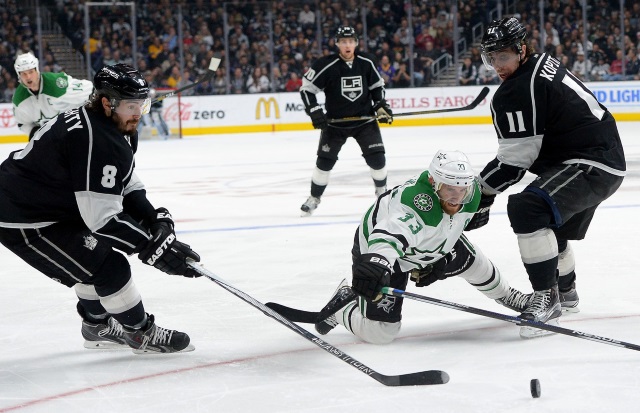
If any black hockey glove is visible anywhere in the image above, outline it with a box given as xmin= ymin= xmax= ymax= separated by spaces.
xmin=465 ymin=193 xmax=496 ymax=231
xmin=410 ymin=254 xmax=451 ymax=287
xmin=307 ymin=105 xmax=327 ymax=130
xmin=352 ymin=253 xmax=392 ymax=300
xmin=372 ymin=99 xmax=393 ymax=124
xmin=138 ymin=210 xmax=201 ymax=278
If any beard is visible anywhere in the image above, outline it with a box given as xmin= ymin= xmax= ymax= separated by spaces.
xmin=112 ymin=111 xmax=140 ymax=134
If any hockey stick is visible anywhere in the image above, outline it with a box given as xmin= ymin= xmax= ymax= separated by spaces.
xmin=265 ymin=287 xmax=358 ymax=324
xmin=328 ymin=86 xmax=490 ymax=124
xmin=383 ymin=287 xmax=640 ymax=352
xmin=151 ymin=58 xmax=221 ymax=104
xmin=187 ymin=262 xmax=449 ymax=386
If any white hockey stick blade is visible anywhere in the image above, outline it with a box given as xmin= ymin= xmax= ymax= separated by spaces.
xmin=209 ymin=57 xmax=221 ymax=72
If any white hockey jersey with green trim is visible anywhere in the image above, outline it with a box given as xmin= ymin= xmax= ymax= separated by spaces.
xmin=12 ymin=72 xmax=93 ymax=136
xmin=356 ymin=170 xmax=481 ymax=272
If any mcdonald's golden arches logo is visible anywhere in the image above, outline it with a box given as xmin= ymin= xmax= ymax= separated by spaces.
xmin=256 ymin=97 xmax=280 ymax=119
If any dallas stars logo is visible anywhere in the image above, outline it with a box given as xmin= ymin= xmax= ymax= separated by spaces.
xmin=413 ymin=193 xmax=433 ymax=212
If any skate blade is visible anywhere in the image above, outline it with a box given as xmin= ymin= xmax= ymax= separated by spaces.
xmin=83 ymin=340 xmax=130 ymax=350
xmin=300 ymin=210 xmax=313 ymax=217
xmin=561 ymin=304 xmax=580 ymax=313
xmin=519 ymin=318 xmax=560 ymax=339
xmin=132 ymin=343 xmax=195 ymax=354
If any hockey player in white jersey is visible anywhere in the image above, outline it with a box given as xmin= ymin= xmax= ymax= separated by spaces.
xmin=313 ymin=150 xmax=532 ymax=344
xmin=12 ymin=53 xmax=93 ymax=139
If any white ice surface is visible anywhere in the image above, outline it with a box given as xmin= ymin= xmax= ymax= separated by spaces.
xmin=1 ymin=123 xmax=639 ymax=412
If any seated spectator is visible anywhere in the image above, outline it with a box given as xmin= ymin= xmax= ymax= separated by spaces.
xmin=298 ymin=4 xmax=315 ymax=29
xmin=377 ymin=55 xmax=395 ymax=87
xmin=285 ymin=72 xmax=302 ymax=92
xmin=211 ymin=68 xmax=227 ymax=95
xmin=458 ymin=57 xmax=477 ymax=86
xmin=590 ymin=56 xmax=611 ymax=80
xmin=3 ymin=78 xmax=16 ymax=102
xmin=603 ymin=49 xmax=624 ymax=80
xmin=392 ymin=62 xmax=411 ymax=88
xmin=415 ymin=26 xmax=434 ymax=50
xmin=246 ymin=66 xmax=270 ymax=93
xmin=571 ymin=51 xmax=592 ymax=81
xmin=232 ymin=66 xmax=249 ymax=96
xmin=477 ymin=64 xmax=499 ymax=85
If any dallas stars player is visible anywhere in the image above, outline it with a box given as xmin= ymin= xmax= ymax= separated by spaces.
xmin=313 ymin=150 xmax=532 ymax=344
xmin=299 ymin=26 xmax=393 ymax=216
xmin=12 ymin=53 xmax=93 ymax=139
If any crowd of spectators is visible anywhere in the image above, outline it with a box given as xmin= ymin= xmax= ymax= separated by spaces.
xmin=2 ymin=0 xmax=640 ymax=103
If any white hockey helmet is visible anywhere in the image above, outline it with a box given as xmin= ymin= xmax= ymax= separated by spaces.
xmin=14 ymin=53 xmax=40 ymax=75
xmin=428 ymin=150 xmax=476 ymax=204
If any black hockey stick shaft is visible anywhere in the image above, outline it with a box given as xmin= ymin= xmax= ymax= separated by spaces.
xmin=265 ymin=288 xmax=357 ymax=324
xmin=151 ymin=58 xmax=221 ymax=104
xmin=383 ymin=287 xmax=640 ymax=352
xmin=328 ymin=86 xmax=490 ymax=124
xmin=188 ymin=262 xmax=449 ymax=386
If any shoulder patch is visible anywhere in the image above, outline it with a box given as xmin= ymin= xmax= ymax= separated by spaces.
xmin=413 ymin=193 xmax=434 ymax=212
xmin=41 ymin=72 xmax=69 ymax=98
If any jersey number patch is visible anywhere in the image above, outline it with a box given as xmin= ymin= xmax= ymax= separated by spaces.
xmin=505 ymin=111 xmax=526 ymax=132
xmin=101 ymin=165 xmax=117 ymax=188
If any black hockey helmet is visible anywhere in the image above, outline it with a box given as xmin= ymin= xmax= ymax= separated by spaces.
xmin=480 ymin=17 xmax=527 ymax=55
xmin=94 ymin=64 xmax=149 ymax=101
xmin=335 ymin=26 xmax=358 ymax=43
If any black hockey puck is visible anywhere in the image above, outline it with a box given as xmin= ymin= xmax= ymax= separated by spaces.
xmin=530 ymin=379 xmax=541 ymax=398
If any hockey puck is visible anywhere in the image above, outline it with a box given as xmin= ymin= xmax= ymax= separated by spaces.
xmin=530 ymin=379 xmax=541 ymax=398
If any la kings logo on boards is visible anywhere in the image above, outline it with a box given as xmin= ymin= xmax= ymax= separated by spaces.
xmin=413 ymin=193 xmax=434 ymax=212
xmin=83 ymin=235 xmax=98 ymax=250
xmin=341 ymin=76 xmax=363 ymax=101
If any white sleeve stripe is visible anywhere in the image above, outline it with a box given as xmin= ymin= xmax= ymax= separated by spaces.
xmin=124 ymin=172 xmax=145 ymax=195
xmin=530 ymin=53 xmax=547 ymax=136
xmin=94 ymin=231 xmax=139 ymax=249
xmin=82 ymin=106 xmax=93 ymax=191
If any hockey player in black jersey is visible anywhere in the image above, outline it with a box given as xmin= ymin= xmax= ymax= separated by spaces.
xmin=299 ymin=26 xmax=393 ymax=216
xmin=467 ymin=18 xmax=626 ymax=338
xmin=0 ymin=64 xmax=201 ymax=353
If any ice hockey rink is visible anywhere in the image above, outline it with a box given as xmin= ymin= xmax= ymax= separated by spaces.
xmin=1 ymin=121 xmax=639 ymax=412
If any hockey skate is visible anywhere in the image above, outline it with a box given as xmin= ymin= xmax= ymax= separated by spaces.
xmin=300 ymin=196 xmax=321 ymax=217
xmin=559 ymin=284 xmax=580 ymax=313
xmin=495 ymin=287 xmax=532 ymax=312
xmin=82 ymin=316 xmax=128 ymax=350
xmin=375 ymin=185 xmax=387 ymax=197
xmin=519 ymin=285 xmax=562 ymax=339
xmin=123 ymin=314 xmax=195 ymax=354
xmin=315 ymin=279 xmax=356 ymax=335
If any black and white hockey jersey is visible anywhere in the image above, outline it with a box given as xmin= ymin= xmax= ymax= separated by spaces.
xmin=479 ymin=53 xmax=626 ymax=194
xmin=300 ymin=52 xmax=385 ymax=122
xmin=0 ymin=106 xmax=154 ymax=254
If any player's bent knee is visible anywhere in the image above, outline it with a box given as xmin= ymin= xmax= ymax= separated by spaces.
xmin=364 ymin=152 xmax=385 ymax=170
xmin=507 ymin=192 xmax=553 ymax=233
xmin=355 ymin=319 xmax=401 ymax=344
xmin=91 ymin=250 xmax=132 ymax=295
xmin=316 ymin=157 xmax=337 ymax=171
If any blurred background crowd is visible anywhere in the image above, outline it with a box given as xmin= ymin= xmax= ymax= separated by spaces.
xmin=1 ymin=0 xmax=640 ymax=103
